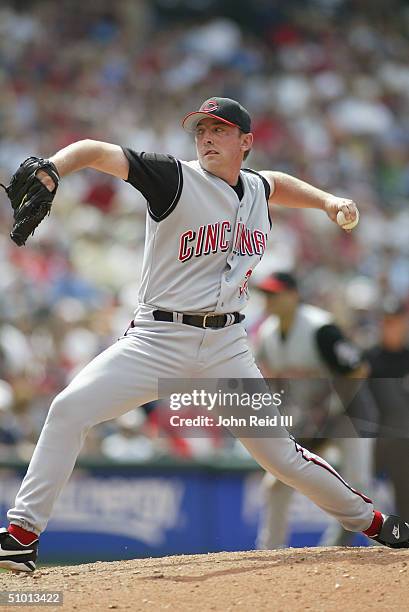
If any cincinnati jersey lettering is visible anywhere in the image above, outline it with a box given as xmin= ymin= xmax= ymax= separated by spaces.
xmin=178 ymin=221 xmax=267 ymax=262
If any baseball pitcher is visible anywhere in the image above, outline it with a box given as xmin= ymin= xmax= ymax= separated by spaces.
xmin=1 ymin=97 xmax=408 ymax=572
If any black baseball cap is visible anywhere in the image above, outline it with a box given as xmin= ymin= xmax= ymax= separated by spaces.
xmin=257 ymin=272 xmax=298 ymax=294
xmin=182 ymin=97 xmax=251 ymax=134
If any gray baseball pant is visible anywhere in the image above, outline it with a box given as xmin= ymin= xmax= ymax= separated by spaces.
xmin=8 ymin=305 xmax=374 ymax=536
xmin=257 ymin=438 xmax=375 ymax=549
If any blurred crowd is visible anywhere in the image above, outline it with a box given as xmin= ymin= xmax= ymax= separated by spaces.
xmin=0 ymin=0 xmax=408 ymax=462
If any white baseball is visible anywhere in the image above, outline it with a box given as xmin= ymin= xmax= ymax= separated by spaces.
xmin=337 ymin=208 xmax=359 ymax=230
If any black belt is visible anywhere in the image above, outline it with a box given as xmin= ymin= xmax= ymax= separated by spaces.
xmin=153 ymin=309 xmax=245 ymax=329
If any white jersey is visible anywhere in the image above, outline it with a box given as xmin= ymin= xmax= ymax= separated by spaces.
xmin=134 ymin=158 xmax=271 ymax=313
xmin=256 ymin=305 xmax=352 ymax=431
xmin=256 ymin=304 xmax=334 ymax=376
xmin=256 ymin=300 xmax=367 ymax=435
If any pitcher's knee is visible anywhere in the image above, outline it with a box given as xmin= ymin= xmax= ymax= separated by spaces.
xmin=45 ymin=388 xmax=91 ymax=433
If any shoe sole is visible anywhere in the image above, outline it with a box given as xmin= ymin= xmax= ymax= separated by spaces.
xmin=0 ymin=560 xmax=36 ymax=572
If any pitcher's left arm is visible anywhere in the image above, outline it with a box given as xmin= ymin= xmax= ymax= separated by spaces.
xmin=260 ymin=170 xmax=358 ymax=229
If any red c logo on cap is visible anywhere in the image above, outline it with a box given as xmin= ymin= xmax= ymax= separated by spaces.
xmin=201 ymin=100 xmax=219 ymax=112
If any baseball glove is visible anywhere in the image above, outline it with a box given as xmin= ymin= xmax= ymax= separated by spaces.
xmin=1 ymin=156 xmax=60 ymax=246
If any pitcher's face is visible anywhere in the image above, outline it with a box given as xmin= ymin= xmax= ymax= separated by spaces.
xmin=195 ymin=118 xmax=252 ymax=178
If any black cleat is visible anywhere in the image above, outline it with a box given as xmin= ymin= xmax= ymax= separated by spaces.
xmin=0 ymin=527 xmax=38 ymax=572
xmin=372 ymin=515 xmax=409 ymax=549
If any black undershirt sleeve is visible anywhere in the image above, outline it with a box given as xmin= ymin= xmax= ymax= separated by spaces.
xmin=315 ymin=324 xmax=363 ymax=374
xmin=122 ymin=148 xmax=183 ymax=222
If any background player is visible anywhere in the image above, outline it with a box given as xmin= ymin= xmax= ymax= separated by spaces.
xmin=0 ymin=98 xmax=408 ymax=572
xmin=253 ymin=272 xmax=377 ymax=549
xmin=366 ymin=297 xmax=409 ymax=519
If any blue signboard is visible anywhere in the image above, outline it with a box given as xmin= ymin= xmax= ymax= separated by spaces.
xmin=0 ymin=463 xmax=392 ymax=564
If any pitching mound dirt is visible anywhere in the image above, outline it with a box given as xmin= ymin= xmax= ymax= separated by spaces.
xmin=1 ymin=547 xmax=408 ymax=611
